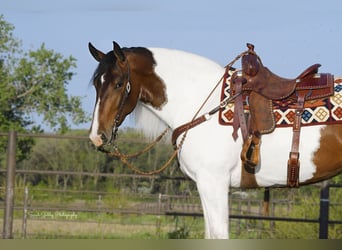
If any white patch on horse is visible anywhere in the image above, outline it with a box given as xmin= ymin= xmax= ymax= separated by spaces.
xmin=100 ymin=73 xmax=106 ymax=84
xmin=254 ymin=126 xmax=322 ymax=186
xmin=89 ymin=98 xmax=102 ymax=146
xmin=133 ymin=102 xmax=169 ymax=142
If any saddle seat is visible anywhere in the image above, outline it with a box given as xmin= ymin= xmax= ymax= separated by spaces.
xmin=241 ymin=51 xmax=322 ymax=100
xmin=230 ymin=44 xmax=334 ymax=187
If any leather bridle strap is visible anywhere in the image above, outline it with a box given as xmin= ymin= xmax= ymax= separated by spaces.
xmin=111 ymin=65 xmax=131 ymax=142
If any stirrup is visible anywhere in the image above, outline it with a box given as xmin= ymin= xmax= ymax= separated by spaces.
xmin=240 ymin=133 xmax=261 ymax=170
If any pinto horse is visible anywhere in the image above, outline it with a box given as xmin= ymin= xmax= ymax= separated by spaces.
xmin=88 ymin=41 xmax=342 ymax=239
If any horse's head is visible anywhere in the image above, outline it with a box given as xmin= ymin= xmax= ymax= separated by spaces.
xmin=88 ymin=41 xmax=167 ymax=147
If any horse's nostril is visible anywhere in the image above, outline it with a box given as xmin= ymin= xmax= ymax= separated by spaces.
xmin=100 ymin=133 xmax=107 ymax=142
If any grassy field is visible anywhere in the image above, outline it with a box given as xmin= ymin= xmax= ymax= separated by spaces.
xmin=3 ymin=215 xmax=205 ymax=239
xmin=9 ymin=218 xmax=169 ymax=239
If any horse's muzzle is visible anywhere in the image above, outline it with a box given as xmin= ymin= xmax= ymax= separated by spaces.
xmin=89 ymin=133 xmax=104 ymax=147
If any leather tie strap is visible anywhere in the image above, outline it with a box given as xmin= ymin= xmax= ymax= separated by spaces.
xmin=232 ymin=75 xmax=248 ymax=141
xmin=287 ymin=91 xmax=306 ymax=187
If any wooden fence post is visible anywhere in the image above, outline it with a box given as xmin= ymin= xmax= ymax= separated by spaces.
xmin=2 ymin=131 xmax=17 ymax=239
xmin=319 ymin=180 xmax=330 ymax=239
xmin=156 ymin=193 xmax=162 ymax=237
xmin=22 ymin=186 xmax=29 ymax=239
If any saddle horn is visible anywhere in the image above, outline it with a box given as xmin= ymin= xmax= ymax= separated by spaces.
xmin=242 ymin=43 xmax=259 ymax=77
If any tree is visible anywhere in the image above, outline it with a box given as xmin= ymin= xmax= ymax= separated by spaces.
xmin=0 ymin=15 xmax=89 ymax=163
xmin=20 ymin=130 xmax=107 ymax=190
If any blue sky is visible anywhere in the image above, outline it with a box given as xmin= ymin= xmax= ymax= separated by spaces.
xmin=2 ymin=0 xmax=342 ymax=129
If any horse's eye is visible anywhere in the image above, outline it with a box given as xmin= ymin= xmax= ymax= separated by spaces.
xmin=115 ymin=81 xmax=124 ymax=89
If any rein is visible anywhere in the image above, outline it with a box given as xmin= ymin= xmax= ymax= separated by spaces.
xmin=98 ymin=128 xmax=179 ymax=175
xmin=98 ymin=48 xmax=252 ymax=175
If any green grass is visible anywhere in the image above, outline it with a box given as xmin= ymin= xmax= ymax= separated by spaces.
xmin=1 ymin=215 xmax=205 ymax=239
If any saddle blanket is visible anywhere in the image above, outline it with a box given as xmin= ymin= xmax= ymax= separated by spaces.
xmin=219 ymin=78 xmax=342 ymax=127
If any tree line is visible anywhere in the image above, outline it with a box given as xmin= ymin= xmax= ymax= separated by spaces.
xmin=11 ymin=128 xmax=195 ymax=195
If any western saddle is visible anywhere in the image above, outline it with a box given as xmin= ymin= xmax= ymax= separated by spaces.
xmin=231 ymin=43 xmax=334 ymax=187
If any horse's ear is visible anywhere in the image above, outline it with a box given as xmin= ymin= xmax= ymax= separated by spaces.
xmin=88 ymin=42 xmax=105 ymax=62
xmin=113 ymin=41 xmax=126 ymax=62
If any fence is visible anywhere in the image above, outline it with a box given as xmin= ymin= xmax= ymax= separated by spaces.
xmin=1 ymin=184 xmax=341 ymax=239
xmin=1 ymin=131 xmax=342 ymax=239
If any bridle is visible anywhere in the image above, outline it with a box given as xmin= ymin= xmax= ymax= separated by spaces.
xmin=110 ymin=64 xmax=131 ymax=143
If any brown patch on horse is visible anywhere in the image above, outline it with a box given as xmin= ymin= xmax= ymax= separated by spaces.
xmin=307 ymin=124 xmax=342 ymax=184
xmin=124 ymin=47 xmax=167 ymax=109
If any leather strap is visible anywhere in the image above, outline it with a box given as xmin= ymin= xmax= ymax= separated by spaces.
xmin=232 ymin=76 xmax=248 ymax=141
xmin=171 ymin=115 xmax=207 ymax=146
xmin=287 ymin=92 xmax=306 ymax=187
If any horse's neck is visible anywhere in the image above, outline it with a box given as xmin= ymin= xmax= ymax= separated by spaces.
xmin=133 ymin=48 xmax=225 ymax=137
xmin=133 ymin=102 xmax=170 ymax=140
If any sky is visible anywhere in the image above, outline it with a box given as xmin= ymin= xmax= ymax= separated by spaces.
xmin=2 ymin=0 xmax=342 ymax=130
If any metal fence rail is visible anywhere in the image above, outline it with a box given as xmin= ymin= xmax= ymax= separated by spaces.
xmin=1 ymin=184 xmax=341 ymax=239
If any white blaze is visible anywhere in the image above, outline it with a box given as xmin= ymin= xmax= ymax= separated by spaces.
xmin=89 ymin=98 xmax=103 ymax=146
xmin=100 ymin=74 xmax=106 ymax=84
xmin=89 ymin=73 xmax=106 ymax=147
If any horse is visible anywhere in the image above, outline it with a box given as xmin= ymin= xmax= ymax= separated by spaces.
xmin=88 ymin=41 xmax=342 ymax=239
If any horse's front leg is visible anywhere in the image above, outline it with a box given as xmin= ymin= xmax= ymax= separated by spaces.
xmin=196 ymin=174 xmax=230 ymax=239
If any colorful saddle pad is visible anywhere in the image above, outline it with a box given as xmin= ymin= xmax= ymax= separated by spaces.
xmin=219 ymin=78 xmax=342 ymax=127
